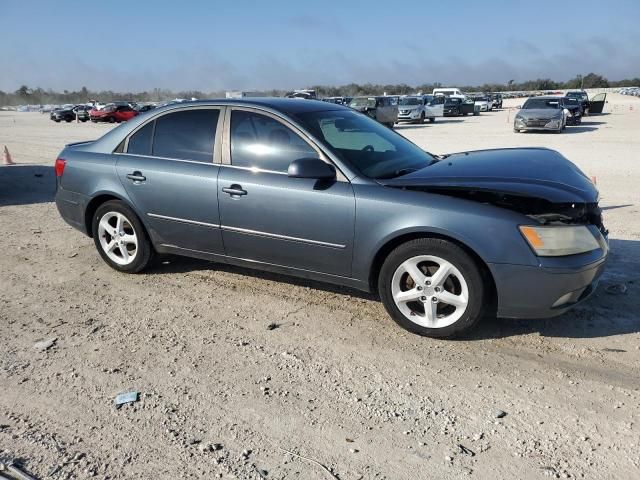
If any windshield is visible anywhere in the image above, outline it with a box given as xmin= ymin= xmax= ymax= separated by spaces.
xmin=294 ymin=109 xmax=435 ymax=179
xmin=399 ymin=97 xmax=420 ymax=106
xmin=522 ymin=98 xmax=560 ymax=109
xmin=349 ymin=97 xmax=376 ymax=108
xmin=567 ymin=92 xmax=588 ymax=100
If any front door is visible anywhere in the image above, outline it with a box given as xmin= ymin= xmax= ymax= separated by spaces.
xmin=425 ymin=96 xmax=445 ymax=118
xmin=217 ymin=108 xmax=355 ymax=277
xmin=589 ymin=93 xmax=607 ymax=114
xmin=115 ymin=107 xmax=225 ymax=254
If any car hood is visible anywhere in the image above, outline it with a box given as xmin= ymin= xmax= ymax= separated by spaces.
xmin=380 ymin=148 xmax=598 ymax=204
xmin=516 ymin=109 xmax=562 ymax=119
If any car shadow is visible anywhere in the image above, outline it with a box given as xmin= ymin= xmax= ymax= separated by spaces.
xmin=580 ymin=120 xmax=607 ymax=125
xmin=0 ymin=164 xmax=55 ymax=206
xmin=148 ymin=239 xmax=639 ymax=341
xmin=146 ymin=256 xmax=377 ymax=301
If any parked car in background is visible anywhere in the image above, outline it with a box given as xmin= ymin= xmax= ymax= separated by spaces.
xmin=398 ymin=95 xmax=444 ymax=123
xmin=565 ymin=90 xmax=589 ymax=113
xmin=559 ymin=97 xmax=583 ymax=125
xmin=433 ymin=87 xmax=465 ymax=99
xmin=90 ymin=104 xmax=138 ymax=123
xmin=135 ymin=104 xmax=157 ymax=113
xmin=50 ymin=105 xmax=90 ymax=123
xmin=513 ymin=96 xmax=568 ymax=133
xmin=443 ymin=97 xmax=477 ymax=116
xmin=491 ymin=93 xmax=503 ymax=109
xmin=54 ymin=98 xmax=608 ymax=338
xmin=473 ymin=95 xmax=492 ymax=112
xmin=348 ymin=96 xmax=397 ymax=127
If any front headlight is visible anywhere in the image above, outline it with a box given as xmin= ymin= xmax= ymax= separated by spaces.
xmin=519 ymin=225 xmax=601 ymax=256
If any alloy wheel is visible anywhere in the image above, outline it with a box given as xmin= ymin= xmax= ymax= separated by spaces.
xmin=391 ymin=255 xmax=469 ymax=329
xmin=97 ymin=211 xmax=138 ymax=266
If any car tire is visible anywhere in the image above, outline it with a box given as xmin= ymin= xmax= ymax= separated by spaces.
xmin=92 ymin=200 xmax=153 ymax=274
xmin=378 ymin=238 xmax=485 ymax=338
xmin=108 ymin=116 xmax=115 ymax=123
xmin=513 ymin=128 xmax=520 ymax=133
xmin=419 ymin=112 xmax=425 ymax=124
xmin=54 ymin=119 xmax=60 ymax=123
xmin=429 ymin=117 xmax=435 ymax=123
xmin=65 ymin=117 xmax=72 ymax=122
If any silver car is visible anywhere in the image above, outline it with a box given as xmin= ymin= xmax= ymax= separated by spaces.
xmin=514 ymin=97 xmax=568 ymax=133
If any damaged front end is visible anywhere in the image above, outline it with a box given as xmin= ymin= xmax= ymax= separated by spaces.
xmin=400 ymin=186 xmax=607 ymax=236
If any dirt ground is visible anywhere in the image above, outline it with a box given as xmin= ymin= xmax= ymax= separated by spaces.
xmin=1 ymin=96 xmax=639 ymax=480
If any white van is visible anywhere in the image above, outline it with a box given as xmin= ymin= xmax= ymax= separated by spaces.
xmin=432 ymin=88 xmax=465 ymax=99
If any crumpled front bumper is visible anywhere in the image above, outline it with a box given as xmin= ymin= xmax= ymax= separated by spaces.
xmin=488 ymin=248 xmax=608 ymax=319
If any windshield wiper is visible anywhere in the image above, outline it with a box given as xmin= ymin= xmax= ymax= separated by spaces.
xmin=377 ymin=167 xmax=421 ymax=179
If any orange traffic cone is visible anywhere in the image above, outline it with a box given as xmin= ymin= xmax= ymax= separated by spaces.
xmin=3 ymin=145 xmax=15 ymax=165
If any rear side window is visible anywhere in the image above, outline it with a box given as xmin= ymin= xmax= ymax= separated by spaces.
xmin=127 ymin=121 xmax=154 ymax=155
xmin=152 ymin=109 xmax=219 ymax=162
xmin=230 ymin=110 xmax=318 ymax=172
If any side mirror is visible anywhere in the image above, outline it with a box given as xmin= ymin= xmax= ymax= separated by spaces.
xmin=288 ymin=158 xmax=336 ymax=180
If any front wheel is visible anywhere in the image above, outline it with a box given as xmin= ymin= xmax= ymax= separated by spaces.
xmin=108 ymin=116 xmax=115 ymax=123
xmin=92 ymin=200 xmax=153 ymax=273
xmin=378 ymin=238 xmax=485 ymax=338
xmin=429 ymin=117 xmax=435 ymax=123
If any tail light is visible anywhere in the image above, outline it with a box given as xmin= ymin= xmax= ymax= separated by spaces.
xmin=55 ymin=158 xmax=66 ymax=177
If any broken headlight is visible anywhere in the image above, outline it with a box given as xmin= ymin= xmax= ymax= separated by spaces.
xmin=519 ymin=225 xmax=601 ymax=256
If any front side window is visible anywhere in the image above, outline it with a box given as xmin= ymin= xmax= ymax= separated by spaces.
xmin=295 ymin=109 xmax=435 ymax=180
xmin=152 ymin=109 xmax=219 ymax=162
xmin=230 ymin=110 xmax=318 ymax=173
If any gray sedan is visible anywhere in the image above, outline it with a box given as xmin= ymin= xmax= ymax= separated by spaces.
xmin=514 ymin=96 xmax=568 ymax=133
xmin=55 ymin=99 xmax=608 ymax=338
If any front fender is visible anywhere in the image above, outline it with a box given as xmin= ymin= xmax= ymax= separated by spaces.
xmin=351 ymin=184 xmax=539 ymax=283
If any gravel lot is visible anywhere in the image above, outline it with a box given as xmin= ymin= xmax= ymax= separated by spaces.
xmin=1 ymin=96 xmax=639 ymax=480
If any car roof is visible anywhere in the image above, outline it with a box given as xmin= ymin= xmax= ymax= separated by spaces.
xmin=175 ymin=98 xmax=346 ymax=114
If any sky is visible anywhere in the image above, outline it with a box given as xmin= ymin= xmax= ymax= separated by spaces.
xmin=1 ymin=0 xmax=639 ymax=92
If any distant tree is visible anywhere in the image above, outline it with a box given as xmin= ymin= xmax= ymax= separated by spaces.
xmin=581 ymin=72 xmax=609 ymax=88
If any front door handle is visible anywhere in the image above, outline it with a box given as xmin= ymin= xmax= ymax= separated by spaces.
xmin=222 ymin=184 xmax=247 ymax=196
xmin=126 ymin=171 xmax=146 ymax=182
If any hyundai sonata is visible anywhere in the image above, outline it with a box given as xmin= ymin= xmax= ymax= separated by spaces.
xmin=55 ymin=99 xmax=608 ymax=337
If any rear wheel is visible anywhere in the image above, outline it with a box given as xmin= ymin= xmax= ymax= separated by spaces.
xmin=378 ymin=238 xmax=485 ymax=338
xmin=429 ymin=117 xmax=435 ymax=123
xmin=108 ymin=116 xmax=115 ymax=123
xmin=92 ymin=200 xmax=153 ymax=273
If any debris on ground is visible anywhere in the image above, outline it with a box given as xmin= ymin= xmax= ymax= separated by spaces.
xmin=0 ymin=462 xmax=39 ymax=480
xmin=266 ymin=322 xmax=280 ymax=331
xmin=493 ymin=409 xmax=507 ymax=419
xmin=114 ymin=391 xmax=139 ymax=407
xmin=458 ymin=444 xmax=475 ymax=456
xmin=33 ymin=338 xmax=56 ymax=351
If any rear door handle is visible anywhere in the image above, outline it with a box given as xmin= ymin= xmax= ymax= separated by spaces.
xmin=126 ymin=171 xmax=146 ymax=182
xmin=222 ymin=185 xmax=247 ymax=196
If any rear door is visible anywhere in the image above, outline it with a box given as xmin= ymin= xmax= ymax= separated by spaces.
xmin=217 ymin=107 xmax=355 ymax=276
xmin=589 ymin=93 xmax=607 ymax=114
xmin=115 ymin=107 xmax=225 ymax=254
